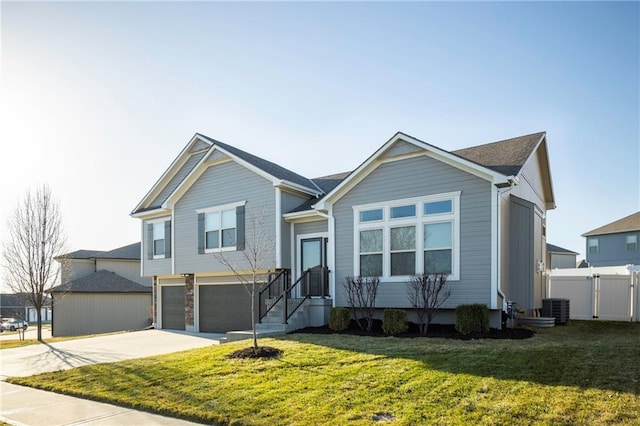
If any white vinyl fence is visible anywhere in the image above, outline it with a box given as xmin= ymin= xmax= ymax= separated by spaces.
xmin=548 ymin=265 xmax=639 ymax=322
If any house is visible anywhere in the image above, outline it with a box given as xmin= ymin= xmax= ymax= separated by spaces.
xmin=0 ymin=293 xmax=52 ymax=322
xmin=132 ymin=131 xmax=555 ymax=332
xmin=546 ymin=243 xmax=579 ymax=269
xmin=50 ymin=242 xmax=152 ymax=336
xmin=582 ymin=211 xmax=640 ymax=267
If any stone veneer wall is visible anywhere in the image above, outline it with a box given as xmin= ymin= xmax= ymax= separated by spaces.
xmin=185 ymin=274 xmax=195 ymax=331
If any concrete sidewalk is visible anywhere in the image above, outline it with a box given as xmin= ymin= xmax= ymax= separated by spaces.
xmin=0 ymin=329 xmax=227 ymax=425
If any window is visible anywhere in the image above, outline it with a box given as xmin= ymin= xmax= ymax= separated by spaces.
xmin=588 ymin=238 xmax=599 ymax=254
xmin=390 ymin=226 xmax=416 ymax=275
xmin=360 ymin=209 xmax=383 ymax=222
xmin=627 ymin=235 xmax=637 ymax=251
xmin=153 ymin=222 xmax=165 ymax=256
xmin=205 ymin=209 xmax=236 ymax=249
xmin=353 ymin=192 xmax=460 ymax=280
xmin=424 ymin=222 xmax=452 ymax=274
xmin=359 ymin=229 xmax=383 ymax=276
xmin=147 ymin=219 xmax=171 ymax=260
xmin=197 ymin=201 xmax=245 ymax=253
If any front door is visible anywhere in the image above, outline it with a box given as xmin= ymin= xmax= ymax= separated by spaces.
xmin=300 ymin=237 xmax=328 ymax=297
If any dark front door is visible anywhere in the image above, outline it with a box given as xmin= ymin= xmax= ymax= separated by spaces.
xmin=300 ymin=237 xmax=328 ymax=297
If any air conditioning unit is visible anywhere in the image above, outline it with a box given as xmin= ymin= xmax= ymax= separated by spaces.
xmin=542 ymin=298 xmax=570 ymax=325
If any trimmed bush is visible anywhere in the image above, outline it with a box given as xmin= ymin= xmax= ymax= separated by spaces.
xmin=382 ymin=309 xmax=408 ymax=335
xmin=455 ymin=304 xmax=490 ymax=335
xmin=329 ymin=307 xmax=351 ymax=331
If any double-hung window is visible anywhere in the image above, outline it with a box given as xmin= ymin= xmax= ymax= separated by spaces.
xmin=354 ymin=192 xmax=460 ymax=281
xmin=205 ymin=209 xmax=236 ymax=249
xmin=588 ymin=238 xmax=599 ymax=254
xmin=626 ymin=235 xmax=637 ymax=252
xmin=197 ymin=201 xmax=246 ymax=253
xmin=146 ymin=218 xmax=171 ymax=260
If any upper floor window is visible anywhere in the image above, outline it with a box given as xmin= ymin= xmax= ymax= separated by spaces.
xmin=588 ymin=238 xmax=599 ymax=254
xmin=153 ymin=223 xmax=165 ymax=256
xmin=197 ymin=201 xmax=246 ymax=253
xmin=626 ymin=235 xmax=637 ymax=252
xmin=353 ymin=192 xmax=460 ymax=281
xmin=146 ymin=219 xmax=171 ymax=260
xmin=205 ymin=209 xmax=236 ymax=249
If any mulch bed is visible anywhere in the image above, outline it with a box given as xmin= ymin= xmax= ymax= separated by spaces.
xmin=227 ymin=346 xmax=284 ymax=359
xmin=293 ymin=320 xmax=534 ymax=340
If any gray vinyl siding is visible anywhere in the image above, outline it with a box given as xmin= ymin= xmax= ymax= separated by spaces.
xmin=96 ymin=259 xmax=150 ymax=286
xmin=174 ymin=160 xmax=277 ymax=274
xmin=150 ymin=152 xmax=207 ymax=208
xmin=549 ymin=253 xmax=577 ymax=269
xmin=142 ymin=219 xmax=172 ymax=277
xmin=281 ymin=191 xmax=313 ymax=269
xmin=60 ymin=260 xmax=95 ymax=284
xmin=586 ymin=231 xmax=640 ymax=266
xmin=381 ymin=140 xmax=422 ymax=159
xmin=333 ymin=154 xmax=492 ymax=309
xmin=52 ymin=293 xmax=152 ymax=337
xmin=294 ymin=220 xmax=328 ymax=237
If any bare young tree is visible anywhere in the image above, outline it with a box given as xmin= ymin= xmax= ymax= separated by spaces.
xmin=212 ymin=206 xmax=274 ymax=349
xmin=343 ymin=276 xmax=380 ymax=331
xmin=2 ymin=185 xmax=66 ymax=341
xmin=406 ymin=273 xmax=450 ymax=335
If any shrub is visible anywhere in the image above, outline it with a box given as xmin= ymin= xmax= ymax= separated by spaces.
xmin=343 ymin=276 xmax=380 ymax=331
xmin=455 ymin=304 xmax=490 ymax=335
xmin=406 ymin=273 xmax=450 ymax=335
xmin=382 ymin=309 xmax=408 ymax=335
xmin=329 ymin=307 xmax=351 ymax=332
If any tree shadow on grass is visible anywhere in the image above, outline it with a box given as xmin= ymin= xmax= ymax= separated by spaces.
xmin=276 ymin=321 xmax=640 ymax=395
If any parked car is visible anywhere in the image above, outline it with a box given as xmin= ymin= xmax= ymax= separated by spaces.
xmin=0 ymin=317 xmax=28 ymax=332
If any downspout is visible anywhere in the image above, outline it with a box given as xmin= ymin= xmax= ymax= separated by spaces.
xmin=496 ymin=178 xmax=517 ymax=311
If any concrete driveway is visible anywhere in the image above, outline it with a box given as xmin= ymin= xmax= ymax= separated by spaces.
xmin=0 ymin=329 xmax=226 ymax=425
xmin=0 ymin=329 xmax=226 ymax=380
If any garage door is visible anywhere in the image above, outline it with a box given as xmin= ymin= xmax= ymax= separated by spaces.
xmin=162 ymin=286 xmax=185 ymax=330
xmin=199 ymin=284 xmax=254 ymax=332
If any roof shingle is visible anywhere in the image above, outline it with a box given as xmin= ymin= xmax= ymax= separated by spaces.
xmin=582 ymin=211 xmax=640 ymax=237
xmin=50 ymin=270 xmax=151 ymax=293
xmin=452 ymin=132 xmax=545 ymax=176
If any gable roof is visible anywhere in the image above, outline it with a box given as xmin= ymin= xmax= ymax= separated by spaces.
xmin=452 ymin=132 xmax=546 ymax=176
xmin=582 ymin=211 xmax=640 ymax=237
xmin=132 ymin=134 xmax=321 ymax=215
xmin=315 ymin=131 xmax=549 ymax=210
xmin=56 ymin=243 xmax=140 ymax=261
xmin=49 ymin=270 xmax=151 ymax=293
xmin=546 ymin=243 xmax=579 ymax=255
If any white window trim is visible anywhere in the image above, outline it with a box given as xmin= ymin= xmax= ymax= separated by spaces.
xmin=353 ymin=192 xmax=461 ymax=281
xmin=197 ymin=200 xmax=246 ymax=254
xmin=148 ymin=217 xmax=169 ymax=260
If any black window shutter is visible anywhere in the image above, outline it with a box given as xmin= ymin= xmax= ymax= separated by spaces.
xmin=146 ymin=223 xmax=153 ymax=260
xmin=197 ymin=213 xmax=205 ymax=254
xmin=164 ymin=220 xmax=172 ymax=258
xmin=236 ymin=205 xmax=245 ymax=251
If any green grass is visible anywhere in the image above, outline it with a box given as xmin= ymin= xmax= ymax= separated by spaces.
xmin=8 ymin=321 xmax=640 ymax=425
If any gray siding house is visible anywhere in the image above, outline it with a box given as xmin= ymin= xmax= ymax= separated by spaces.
xmin=546 ymin=243 xmax=579 ymax=269
xmin=51 ymin=243 xmax=152 ymax=336
xmin=132 ymin=131 xmax=555 ymax=331
xmin=582 ymin=212 xmax=640 ymax=267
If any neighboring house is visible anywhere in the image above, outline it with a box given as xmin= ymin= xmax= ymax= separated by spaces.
xmin=546 ymin=243 xmax=579 ymax=269
xmin=582 ymin=212 xmax=640 ymax=267
xmin=0 ymin=293 xmax=52 ymax=322
xmin=132 ymin=131 xmax=555 ymax=332
xmin=50 ymin=242 xmax=152 ymax=336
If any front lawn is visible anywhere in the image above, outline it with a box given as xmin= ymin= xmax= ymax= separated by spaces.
xmin=8 ymin=321 xmax=640 ymax=425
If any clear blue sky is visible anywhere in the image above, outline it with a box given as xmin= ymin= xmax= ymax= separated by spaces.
xmin=1 ymin=1 xmax=638 ymax=261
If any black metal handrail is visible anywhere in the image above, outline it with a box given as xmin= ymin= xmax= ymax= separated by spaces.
xmin=284 ymin=267 xmax=331 ymax=323
xmin=258 ymin=269 xmax=289 ymax=322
